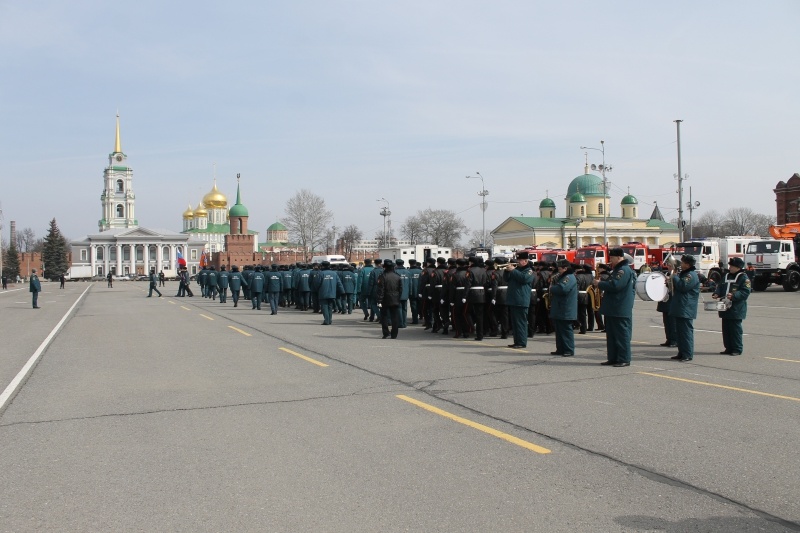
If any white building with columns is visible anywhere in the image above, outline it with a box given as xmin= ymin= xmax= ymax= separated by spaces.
xmin=71 ymin=114 xmax=205 ymax=277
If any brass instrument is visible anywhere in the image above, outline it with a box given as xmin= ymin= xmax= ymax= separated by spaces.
xmin=587 ymin=268 xmax=602 ymax=311
xmin=663 ymin=254 xmax=680 ymax=300
xmin=543 ymin=272 xmax=560 ymax=310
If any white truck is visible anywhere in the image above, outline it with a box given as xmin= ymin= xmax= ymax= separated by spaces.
xmin=378 ymin=245 xmax=452 ymax=263
xmin=673 ymin=236 xmax=762 ymax=283
xmin=744 ymin=238 xmax=800 ymax=292
xmin=66 ymin=265 xmax=94 ymax=281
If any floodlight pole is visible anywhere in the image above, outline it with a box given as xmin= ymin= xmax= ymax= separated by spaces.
xmin=580 ymin=141 xmax=611 ymax=245
xmin=675 ymin=119 xmax=685 ymax=242
xmin=466 ymin=173 xmax=489 ymax=247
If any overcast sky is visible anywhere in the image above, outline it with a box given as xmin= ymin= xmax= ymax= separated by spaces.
xmin=1 ymin=1 xmax=798 ymax=244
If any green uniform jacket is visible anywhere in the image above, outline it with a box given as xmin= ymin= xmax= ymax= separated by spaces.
xmin=598 ymin=260 xmax=636 ymax=318
xmin=29 ymin=274 xmax=41 ymax=292
xmin=506 ymin=264 xmax=534 ymax=307
xmin=358 ymin=266 xmax=374 ymax=296
xmin=715 ymin=271 xmax=750 ymax=320
xmin=317 ymin=269 xmax=345 ymax=299
xmin=228 ymin=271 xmax=247 ymax=291
xmin=549 ymin=271 xmax=578 ymax=321
xmin=250 ymin=272 xmax=266 ymax=293
xmin=265 ymin=271 xmax=283 ymax=292
xmin=217 ymin=271 xmax=230 ymax=289
xmin=669 ymin=267 xmax=700 ymax=319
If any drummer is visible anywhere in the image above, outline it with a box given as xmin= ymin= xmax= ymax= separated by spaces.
xmin=712 ymin=257 xmax=751 ymax=356
xmin=651 ymin=264 xmax=676 ymax=348
xmin=668 ymin=254 xmax=701 ymax=362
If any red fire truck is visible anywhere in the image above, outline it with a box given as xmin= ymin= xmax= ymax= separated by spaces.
xmin=540 ymin=248 xmax=577 ymax=264
xmin=575 ymin=243 xmax=608 ymax=269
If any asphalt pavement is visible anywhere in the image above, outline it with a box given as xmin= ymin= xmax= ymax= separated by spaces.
xmin=0 ymin=280 xmax=798 ymax=532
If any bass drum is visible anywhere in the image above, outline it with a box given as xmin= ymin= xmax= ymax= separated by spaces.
xmin=635 ymin=272 xmax=669 ymax=302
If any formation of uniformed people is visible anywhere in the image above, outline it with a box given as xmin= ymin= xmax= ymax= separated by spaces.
xmin=182 ymin=246 xmax=747 ymax=360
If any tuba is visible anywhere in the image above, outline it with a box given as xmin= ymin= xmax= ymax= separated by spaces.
xmin=587 ymin=268 xmax=602 ymax=311
xmin=663 ymin=254 xmax=680 ymax=300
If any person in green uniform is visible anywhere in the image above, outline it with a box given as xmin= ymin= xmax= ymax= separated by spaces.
xmin=504 ymin=251 xmax=534 ymax=349
xmin=147 ymin=268 xmax=162 ymax=298
xmin=668 ymin=255 xmax=700 ymax=362
xmin=594 ymin=248 xmax=635 ymax=367
xmin=30 ymin=269 xmax=42 ymax=308
xmin=228 ymin=265 xmax=247 ymax=307
xmin=713 ymin=257 xmax=751 ymax=355
xmin=549 ymin=259 xmax=577 ymax=356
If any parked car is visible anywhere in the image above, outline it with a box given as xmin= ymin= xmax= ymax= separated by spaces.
xmin=113 ymin=274 xmax=132 ymax=281
xmin=135 ymin=275 xmax=149 ymax=281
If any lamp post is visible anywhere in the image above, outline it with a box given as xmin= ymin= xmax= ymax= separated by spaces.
xmin=580 ymin=141 xmax=612 ymax=245
xmin=675 ymin=119 xmax=685 ymax=242
xmin=686 ymin=187 xmax=700 ymax=240
xmin=574 ymin=218 xmax=583 ymax=248
xmin=377 ymin=198 xmax=390 ymax=248
xmin=466 ymin=172 xmax=489 ymax=247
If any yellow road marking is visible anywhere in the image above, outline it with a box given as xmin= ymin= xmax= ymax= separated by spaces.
xmin=765 ymin=357 xmax=800 ymax=364
xmin=199 ymin=314 xmax=214 ymax=321
xmin=279 ymin=347 xmax=329 ymax=367
xmin=396 ymin=395 xmax=551 ymax=454
xmin=638 ymin=372 xmax=800 ymax=403
xmin=180 ymin=306 xmax=191 ymax=311
xmin=228 ymin=326 xmax=252 ymax=337
xmin=167 ymin=301 xmax=176 ymax=305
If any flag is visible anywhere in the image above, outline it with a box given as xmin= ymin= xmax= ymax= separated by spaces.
xmin=176 ymin=251 xmax=186 ymax=270
xmin=199 ymin=251 xmax=207 ymax=268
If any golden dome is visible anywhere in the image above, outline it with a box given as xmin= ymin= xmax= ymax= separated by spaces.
xmin=193 ymin=202 xmax=208 ymax=218
xmin=202 ymin=181 xmax=228 ymax=209
xmin=182 ymin=204 xmax=194 ymax=219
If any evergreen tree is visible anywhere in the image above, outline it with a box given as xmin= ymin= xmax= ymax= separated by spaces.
xmin=42 ymin=218 xmax=69 ymax=279
xmin=3 ymin=241 xmax=21 ymax=280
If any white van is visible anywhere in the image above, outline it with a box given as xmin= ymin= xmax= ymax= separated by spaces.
xmin=310 ymin=255 xmax=348 ymax=265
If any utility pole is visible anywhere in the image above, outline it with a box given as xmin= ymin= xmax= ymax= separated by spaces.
xmin=675 ymin=119 xmax=685 ymax=242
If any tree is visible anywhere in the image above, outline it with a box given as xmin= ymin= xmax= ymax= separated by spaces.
xmin=690 ymin=210 xmax=726 ymax=239
xmin=721 ymin=207 xmax=771 ymax=236
xmin=400 ymin=218 xmax=424 ymax=244
xmin=403 ymin=208 xmax=467 ymax=248
xmin=42 ymin=218 xmax=69 ymax=279
xmin=283 ymin=189 xmax=333 ymax=259
xmin=340 ymin=224 xmax=363 ymax=259
xmin=373 ymin=229 xmax=397 ymax=248
xmin=16 ymin=227 xmax=36 ymax=252
xmin=3 ymin=241 xmax=20 ymax=280
xmin=466 ymin=229 xmax=493 ymax=250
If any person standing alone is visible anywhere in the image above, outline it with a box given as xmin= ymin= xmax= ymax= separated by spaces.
xmin=30 ymin=269 xmax=42 ymax=308
xmin=377 ymin=259 xmax=403 ymax=339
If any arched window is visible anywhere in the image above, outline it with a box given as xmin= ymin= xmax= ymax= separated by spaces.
xmin=633 ymin=207 xmax=637 ymax=218
xmin=116 ymin=204 xmax=124 ymax=217
xmin=598 ymin=202 xmax=604 ymax=215
xmin=162 ymin=247 xmax=170 ymax=261
xmin=580 ymin=206 xmax=585 ymax=216
xmin=149 ymin=246 xmax=157 ymax=261
xmin=569 ymin=206 xmax=573 ymax=216
xmin=116 ymin=179 xmax=124 ymax=193
xmin=237 ymin=218 xmax=243 ymax=234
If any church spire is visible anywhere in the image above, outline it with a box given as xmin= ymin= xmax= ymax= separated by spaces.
xmin=114 ymin=112 xmax=122 ymax=153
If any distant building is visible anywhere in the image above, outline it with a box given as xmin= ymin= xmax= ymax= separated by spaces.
xmin=774 ymin=173 xmax=800 ymax=224
xmin=181 ymin=178 xmax=259 ymax=253
xmin=491 ymin=165 xmax=680 ymax=248
xmin=71 ymin=114 xmax=205 ymax=277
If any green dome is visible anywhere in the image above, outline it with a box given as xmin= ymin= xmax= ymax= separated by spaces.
xmin=621 ymin=194 xmax=638 ymax=205
xmin=267 ymin=221 xmax=287 ymax=231
xmin=539 ymin=197 xmax=556 ymax=209
xmin=229 ymin=203 xmax=249 ymax=217
xmin=566 ymin=174 xmax=608 ymax=197
xmin=569 ymin=192 xmax=586 ymax=203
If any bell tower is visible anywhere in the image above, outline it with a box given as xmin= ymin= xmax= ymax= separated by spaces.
xmin=99 ymin=113 xmax=137 ymax=231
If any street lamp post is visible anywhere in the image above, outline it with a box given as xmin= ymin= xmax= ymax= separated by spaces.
xmin=466 ymin=172 xmax=489 ymax=247
xmin=580 ymin=141 xmax=612 ymax=245
xmin=574 ymin=218 xmax=583 ymax=248
xmin=377 ymin=198 xmax=390 ymax=248
xmin=686 ymin=186 xmax=700 ymax=240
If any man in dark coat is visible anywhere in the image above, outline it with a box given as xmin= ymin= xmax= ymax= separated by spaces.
xmin=594 ymin=249 xmax=635 ymax=367
xmin=358 ymin=259 xmax=374 ymax=320
xmin=250 ymin=266 xmax=266 ymax=310
xmin=466 ymin=256 xmax=488 ymax=340
xmin=30 ymin=269 xmax=42 ymax=308
xmin=669 ymin=254 xmax=700 ymax=362
xmin=377 ymin=259 xmax=403 ymax=339
xmin=147 ymin=268 xmax=162 ymax=298
xmin=395 ymin=259 xmax=410 ymax=328
xmin=265 ymin=264 xmax=283 ymax=315
xmin=451 ymin=258 xmax=470 ymax=338
xmin=505 ymin=252 xmax=534 ymax=349
xmin=408 ymin=259 xmax=422 ymax=324
xmin=713 ymin=257 xmax=751 ymax=355
xmin=316 ymin=261 xmax=345 ymax=325
xmin=217 ymin=265 xmax=230 ymax=303
xmin=549 ymin=260 xmax=577 ymax=356
xmin=228 ymin=265 xmax=247 ymax=307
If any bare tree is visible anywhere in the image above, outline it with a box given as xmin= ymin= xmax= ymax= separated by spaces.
xmin=16 ymin=227 xmax=36 ymax=252
xmin=751 ymin=213 xmax=776 ymax=237
xmin=283 ymin=189 xmax=333 ymax=259
xmin=400 ymin=218 xmax=424 ymax=244
xmin=373 ymin=229 xmax=397 ymax=248
xmin=403 ymin=208 xmax=467 ymax=247
xmin=690 ymin=210 xmax=726 ymax=239
xmin=340 ymin=225 xmax=363 ymax=259
xmin=466 ymin=230 xmax=493 ymax=249
xmin=722 ymin=207 xmax=768 ymax=236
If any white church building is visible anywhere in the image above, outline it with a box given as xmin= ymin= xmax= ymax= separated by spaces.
xmin=70 ymin=115 xmax=206 ymax=278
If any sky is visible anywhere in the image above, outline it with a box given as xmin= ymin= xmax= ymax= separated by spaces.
xmin=1 ymin=1 xmax=798 ymax=245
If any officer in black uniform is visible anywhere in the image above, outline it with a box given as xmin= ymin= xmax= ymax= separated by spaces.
xmin=408 ymin=259 xmax=422 ymax=324
xmin=451 ymin=258 xmax=470 ymax=338
xmin=466 ymin=256 xmax=488 ymax=340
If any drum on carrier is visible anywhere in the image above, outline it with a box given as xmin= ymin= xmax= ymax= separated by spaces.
xmin=635 ymin=272 xmax=669 ymax=302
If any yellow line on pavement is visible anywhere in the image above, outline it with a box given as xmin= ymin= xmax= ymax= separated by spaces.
xmin=167 ymin=301 xmax=176 ymax=305
xmin=228 ymin=326 xmax=252 ymax=337
xmin=180 ymin=306 xmax=191 ymax=311
xmin=765 ymin=357 xmax=800 ymax=364
xmin=638 ymin=372 xmax=800 ymax=403
xmin=396 ymin=395 xmax=551 ymax=454
xmin=199 ymin=314 xmax=214 ymax=321
xmin=279 ymin=347 xmax=329 ymax=367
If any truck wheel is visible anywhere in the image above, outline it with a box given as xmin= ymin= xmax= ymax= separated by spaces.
xmin=783 ymin=270 xmax=800 ymax=292
xmin=752 ymin=277 xmax=769 ymax=292
xmin=708 ymin=270 xmax=722 ymax=284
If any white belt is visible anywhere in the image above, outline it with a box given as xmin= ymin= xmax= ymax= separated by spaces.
xmin=496 ymin=287 xmax=507 ymax=291
xmin=435 ymin=285 xmax=443 ymax=288
xmin=469 ymin=287 xmax=484 ymax=290
xmin=455 ymin=287 xmax=466 ymax=290
xmin=579 ymin=291 xmax=588 ymax=294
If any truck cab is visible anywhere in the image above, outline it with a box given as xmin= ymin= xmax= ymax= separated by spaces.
xmin=576 ymin=243 xmax=607 ymax=270
xmin=620 ymin=242 xmax=648 ymax=272
xmin=744 ymin=238 xmax=800 ymax=291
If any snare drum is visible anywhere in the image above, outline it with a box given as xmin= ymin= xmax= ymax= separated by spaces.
xmin=703 ymin=300 xmax=730 ymax=312
xmin=635 ymin=272 xmax=669 ymax=302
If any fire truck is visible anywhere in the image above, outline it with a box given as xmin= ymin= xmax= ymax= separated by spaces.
xmin=540 ymin=248 xmax=576 ymax=264
xmin=575 ymin=243 xmax=608 ymax=270
xmin=516 ymin=245 xmax=550 ymax=262
xmin=620 ymin=242 xmax=651 ymax=272
xmin=672 ymin=236 xmax=762 ymax=282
